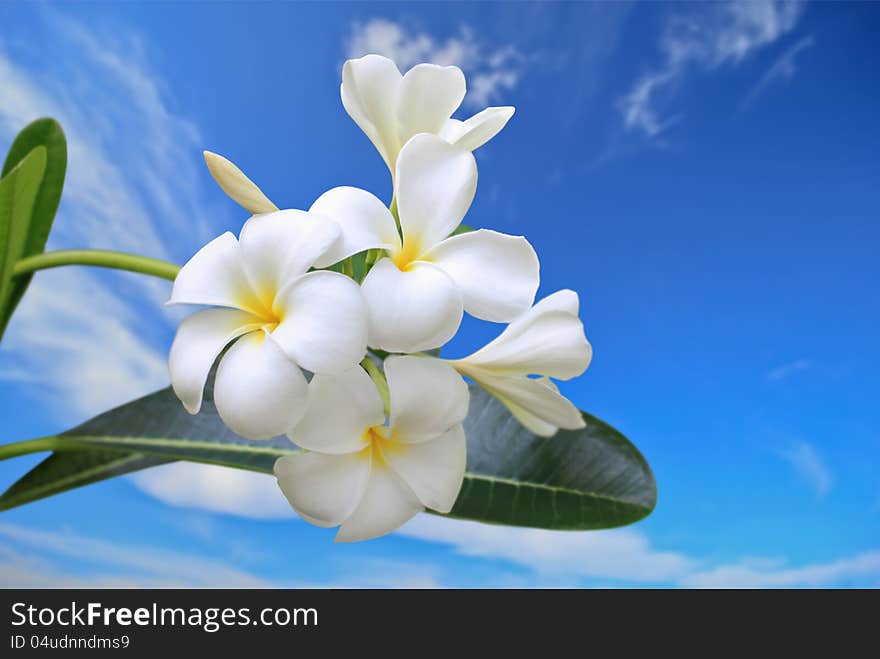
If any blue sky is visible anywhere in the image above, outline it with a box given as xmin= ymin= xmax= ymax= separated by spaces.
xmin=0 ymin=1 xmax=878 ymax=587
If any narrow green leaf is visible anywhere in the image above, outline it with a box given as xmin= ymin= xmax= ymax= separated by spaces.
xmin=0 ymin=118 xmax=67 ymax=339
xmin=1 ymin=384 xmax=656 ymax=530
xmin=0 ymin=449 xmax=171 ymax=512
xmin=451 ymin=223 xmax=474 ymax=236
xmin=0 ymin=146 xmax=48 ymax=338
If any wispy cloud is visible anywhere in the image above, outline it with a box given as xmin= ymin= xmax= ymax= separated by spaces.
xmin=0 ymin=9 xmax=222 ymax=421
xmin=345 ymin=18 xmax=525 ymax=108
xmin=743 ymin=35 xmax=814 ymax=107
xmin=130 ymin=463 xmax=294 ymax=520
xmin=766 ymin=358 xmax=811 ymax=381
xmin=7 ymin=511 xmax=879 ymax=588
xmin=682 ymin=551 xmax=880 ymax=588
xmin=619 ymin=0 xmax=805 ymax=138
xmin=399 ymin=515 xmax=695 ymax=583
xmin=0 ymin=521 xmax=446 ymax=588
xmin=0 ymin=522 xmax=270 ymax=587
xmin=778 ymin=441 xmax=833 ymax=497
xmin=400 ymin=515 xmax=880 ymax=587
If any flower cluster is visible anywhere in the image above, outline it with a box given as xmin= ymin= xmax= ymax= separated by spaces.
xmin=168 ymin=55 xmax=592 ymax=542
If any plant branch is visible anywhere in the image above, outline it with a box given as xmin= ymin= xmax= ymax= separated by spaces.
xmin=13 ymin=249 xmax=181 ymax=281
xmin=0 ymin=436 xmax=73 ymax=461
xmin=360 ymin=356 xmax=390 ymax=416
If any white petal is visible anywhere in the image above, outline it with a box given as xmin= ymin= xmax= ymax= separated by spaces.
xmin=274 ymin=452 xmax=370 ymax=527
xmin=395 ymin=134 xmax=477 ymax=251
xmin=309 ymin=186 xmax=400 ymax=268
xmin=426 ymin=229 xmax=539 ymax=322
xmin=341 ymin=54 xmax=403 ymax=171
xmin=213 ymin=332 xmax=308 ymax=439
xmin=449 ymin=106 xmax=515 ymax=151
xmin=503 ymin=406 xmax=558 ymax=438
xmin=289 ymin=367 xmax=384 ymax=455
xmin=472 ymin=372 xmax=585 ymax=437
xmin=169 ymin=309 xmax=263 ymax=415
xmin=203 ymin=151 xmax=278 ymax=215
xmin=385 ymin=356 xmax=469 ymax=441
xmin=396 ymin=63 xmax=465 ymax=144
xmin=271 ymin=271 xmax=367 ymax=374
xmin=361 ymin=258 xmax=463 ymax=353
xmin=489 ymin=290 xmax=580 ymax=355
xmin=335 ymin=461 xmax=423 ymax=542
xmin=456 ymin=293 xmax=592 ymax=380
xmin=510 ymin=289 xmax=580 ymax=327
xmin=168 ymin=232 xmax=261 ymax=313
xmin=438 ymin=118 xmax=467 ymax=144
xmin=238 ymin=210 xmax=340 ymax=300
xmin=383 ymin=424 xmax=466 ymax=512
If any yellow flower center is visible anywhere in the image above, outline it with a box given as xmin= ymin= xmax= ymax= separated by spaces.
xmin=390 ymin=237 xmax=424 ymax=272
xmin=235 ymin=286 xmax=283 ymax=333
xmin=360 ymin=425 xmax=404 ymax=462
xmin=246 ymin=303 xmax=280 ymax=335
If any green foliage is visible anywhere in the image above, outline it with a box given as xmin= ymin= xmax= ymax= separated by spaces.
xmin=0 ymin=449 xmax=171 ymax=512
xmin=0 ymin=384 xmax=656 ymax=529
xmin=0 ymin=118 xmax=67 ymax=339
xmin=1 ymin=147 xmax=47 ymax=338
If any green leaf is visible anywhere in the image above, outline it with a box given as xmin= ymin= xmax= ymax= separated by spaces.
xmin=451 ymin=223 xmax=474 ymax=236
xmin=0 ymin=145 xmax=48 ymax=340
xmin=0 ymin=449 xmax=171 ymax=512
xmin=450 ymin=388 xmax=655 ymax=528
xmin=0 ymin=118 xmax=67 ymax=339
xmin=0 ymin=384 xmax=656 ymax=530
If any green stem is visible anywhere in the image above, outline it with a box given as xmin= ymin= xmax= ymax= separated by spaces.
xmin=389 ymin=195 xmax=400 ymax=233
xmin=360 ymin=356 xmax=390 ymax=416
xmin=0 ymin=436 xmax=72 ymax=461
xmin=13 ymin=249 xmax=181 ymax=281
xmin=363 ymin=248 xmax=380 ymax=271
xmin=342 ymin=257 xmax=353 ymax=279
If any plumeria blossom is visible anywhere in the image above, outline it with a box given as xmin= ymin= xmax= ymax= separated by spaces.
xmin=167 ymin=211 xmax=368 ymax=440
xmin=309 ymin=133 xmax=540 ymax=352
xmin=447 ymin=290 xmax=592 ymax=437
xmin=342 ymin=54 xmax=515 ymax=178
xmin=275 ymin=356 xmax=469 ymax=542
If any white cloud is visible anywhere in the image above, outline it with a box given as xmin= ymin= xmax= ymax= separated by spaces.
xmin=345 ymin=18 xmax=524 ymax=108
xmin=399 ymin=515 xmax=880 ymax=587
xmin=743 ymin=35 xmax=814 ymax=106
xmin=130 ymin=463 xmax=295 ymax=520
xmin=778 ymin=441 xmax=833 ymax=497
xmin=682 ymin=551 xmax=880 ymax=588
xmin=398 ymin=515 xmax=695 ymax=583
xmin=0 ymin=9 xmax=222 ymax=421
xmin=619 ymin=0 xmax=805 ymax=138
xmin=0 ymin=522 xmax=270 ymax=587
xmin=766 ymin=358 xmax=811 ymax=381
xmin=0 ymin=521 xmax=447 ymax=588
xmin=7 ymin=511 xmax=879 ymax=588
xmin=618 ymin=70 xmax=679 ymax=138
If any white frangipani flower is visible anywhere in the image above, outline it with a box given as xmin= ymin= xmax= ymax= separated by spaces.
xmin=275 ymin=356 xmax=469 ymax=542
xmin=342 ymin=54 xmax=515 ymax=177
xmin=168 ymin=211 xmax=368 ymax=440
xmin=447 ymin=290 xmax=592 ymax=437
xmin=309 ymin=133 xmax=540 ymax=352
